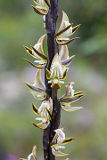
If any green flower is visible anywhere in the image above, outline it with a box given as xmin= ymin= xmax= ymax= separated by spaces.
xmin=32 ymin=0 xmax=50 ymax=15
xmin=51 ymin=128 xmax=75 ymax=157
xmin=46 ymin=53 xmax=68 ymax=89
xmin=25 ymin=69 xmax=46 ymax=101
xmin=56 ymin=11 xmax=80 ymax=45
xmin=60 ymin=82 xmax=84 ymax=112
xmin=25 ymin=34 xmax=47 ymax=69
xmin=32 ymin=98 xmax=53 ymax=130
xmin=19 ymin=145 xmax=37 ymax=160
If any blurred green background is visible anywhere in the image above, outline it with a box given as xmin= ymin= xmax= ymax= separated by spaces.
xmin=0 ymin=0 xmax=107 ymax=160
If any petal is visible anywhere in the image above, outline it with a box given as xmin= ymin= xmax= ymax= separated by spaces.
xmin=33 ymin=0 xmax=39 ymax=5
xmin=32 ymin=46 xmax=47 ymax=60
xmin=74 ymin=91 xmax=83 ymax=96
xmin=33 ymin=122 xmax=48 ymax=130
xmin=61 ymin=105 xmax=83 ymax=112
xmin=32 ymin=145 xmax=37 ymax=159
xmin=32 ymin=103 xmax=39 ymax=116
xmin=62 ymin=137 xmax=75 ymax=145
xmin=46 ymin=68 xmax=51 ymax=79
xmin=32 ymin=5 xmax=47 ymax=15
xmin=52 ymin=148 xmax=69 ymax=157
xmin=60 ymin=94 xmax=84 ymax=103
xmin=58 ymin=11 xmax=70 ymax=33
xmin=62 ymin=55 xmax=75 ymax=66
xmin=37 ymin=34 xmax=47 ymax=56
xmin=62 ymin=69 xmax=68 ymax=80
xmin=25 ymin=82 xmax=45 ymax=92
xmin=72 ymin=24 xmax=81 ymax=34
xmin=44 ymin=0 xmax=50 ymax=7
xmin=57 ymin=37 xmax=80 ymax=45
xmin=25 ymin=82 xmax=46 ymax=100
xmin=34 ymin=69 xmax=45 ymax=89
xmin=24 ymin=58 xmax=45 ymax=69
xmin=59 ymin=45 xmax=69 ymax=61
xmin=55 ymin=24 xmax=72 ymax=38
xmin=24 ymin=46 xmax=37 ymax=59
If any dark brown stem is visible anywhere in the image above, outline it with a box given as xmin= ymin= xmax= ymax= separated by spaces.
xmin=43 ymin=0 xmax=61 ymax=160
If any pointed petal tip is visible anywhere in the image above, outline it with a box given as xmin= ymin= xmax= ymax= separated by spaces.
xmin=32 ymin=5 xmax=46 ymax=15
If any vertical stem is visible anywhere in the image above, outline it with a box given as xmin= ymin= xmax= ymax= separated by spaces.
xmin=43 ymin=0 xmax=61 ymax=160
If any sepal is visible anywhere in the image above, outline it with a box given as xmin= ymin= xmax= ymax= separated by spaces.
xmin=33 ymin=122 xmax=48 ymax=130
xmin=57 ymin=37 xmax=80 ymax=45
xmin=32 ymin=98 xmax=53 ymax=129
xmin=51 ymin=128 xmax=74 ymax=157
xmin=60 ymin=93 xmax=84 ymax=104
xmin=24 ymin=58 xmax=45 ymax=69
xmin=32 ymin=103 xmax=39 ymax=116
xmin=56 ymin=11 xmax=80 ymax=45
xmin=32 ymin=0 xmax=49 ymax=15
xmin=25 ymin=82 xmax=46 ymax=100
xmin=61 ymin=105 xmax=83 ymax=112
xmin=47 ymin=53 xmax=68 ymax=89
xmin=25 ymin=34 xmax=47 ymax=67
xmin=52 ymin=148 xmax=69 ymax=157
xmin=19 ymin=145 xmax=37 ymax=160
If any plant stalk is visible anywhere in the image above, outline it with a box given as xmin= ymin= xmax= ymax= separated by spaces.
xmin=43 ymin=0 xmax=61 ymax=160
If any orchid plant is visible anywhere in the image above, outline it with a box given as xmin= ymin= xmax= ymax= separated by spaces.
xmin=20 ymin=0 xmax=84 ymax=160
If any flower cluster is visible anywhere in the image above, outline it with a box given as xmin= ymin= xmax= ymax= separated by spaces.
xmin=51 ymin=128 xmax=75 ymax=157
xmin=22 ymin=0 xmax=84 ymax=159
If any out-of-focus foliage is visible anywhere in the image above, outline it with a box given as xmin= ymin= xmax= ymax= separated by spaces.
xmin=0 ymin=0 xmax=107 ymax=160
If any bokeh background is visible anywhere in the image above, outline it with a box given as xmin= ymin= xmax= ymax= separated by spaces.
xmin=0 ymin=0 xmax=107 ymax=160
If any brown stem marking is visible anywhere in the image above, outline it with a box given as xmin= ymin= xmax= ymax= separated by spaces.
xmin=43 ymin=0 xmax=61 ymax=160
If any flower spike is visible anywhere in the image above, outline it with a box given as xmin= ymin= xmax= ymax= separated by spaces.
xmin=32 ymin=0 xmax=50 ymax=15
xmin=56 ymin=11 xmax=80 ymax=45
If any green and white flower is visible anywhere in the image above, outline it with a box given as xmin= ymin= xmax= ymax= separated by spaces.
xmin=60 ymin=82 xmax=84 ymax=112
xmin=25 ymin=34 xmax=47 ymax=69
xmin=32 ymin=98 xmax=53 ymax=129
xmin=46 ymin=53 xmax=68 ymax=89
xmin=56 ymin=11 xmax=80 ymax=45
xmin=32 ymin=0 xmax=50 ymax=15
xmin=25 ymin=69 xmax=46 ymax=101
xmin=51 ymin=128 xmax=75 ymax=157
